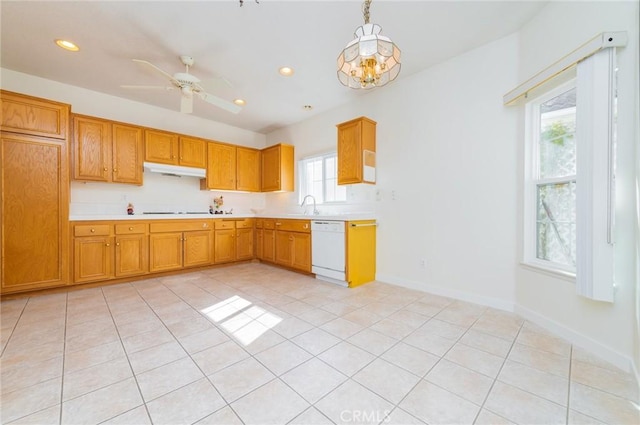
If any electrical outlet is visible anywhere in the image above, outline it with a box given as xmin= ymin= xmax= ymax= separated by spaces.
xmin=391 ymin=190 xmax=397 ymax=200
xmin=420 ymin=259 xmax=426 ymax=268
xmin=376 ymin=189 xmax=382 ymax=201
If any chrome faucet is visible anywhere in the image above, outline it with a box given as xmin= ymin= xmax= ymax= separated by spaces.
xmin=300 ymin=195 xmax=319 ymax=215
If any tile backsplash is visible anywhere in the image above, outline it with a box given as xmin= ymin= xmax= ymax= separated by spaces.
xmin=70 ymin=171 xmax=266 ymax=216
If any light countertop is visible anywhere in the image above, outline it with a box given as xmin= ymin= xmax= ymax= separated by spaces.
xmin=69 ymin=213 xmax=376 ymax=222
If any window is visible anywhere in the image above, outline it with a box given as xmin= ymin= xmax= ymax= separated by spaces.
xmin=523 ymin=48 xmax=617 ymax=301
xmin=526 ymin=82 xmax=577 ymax=273
xmin=299 ymin=152 xmax=346 ymax=204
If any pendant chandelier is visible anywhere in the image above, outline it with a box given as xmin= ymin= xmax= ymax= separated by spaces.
xmin=337 ymin=0 xmax=401 ymax=89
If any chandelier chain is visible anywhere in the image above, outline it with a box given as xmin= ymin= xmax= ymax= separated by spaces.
xmin=362 ymin=0 xmax=371 ymax=24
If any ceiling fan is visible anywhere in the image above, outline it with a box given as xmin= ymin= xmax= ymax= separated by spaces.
xmin=122 ymin=55 xmax=241 ymax=114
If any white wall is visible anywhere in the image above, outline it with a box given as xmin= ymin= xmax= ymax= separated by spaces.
xmin=514 ymin=1 xmax=639 ymax=371
xmin=267 ymin=34 xmax=520 ymax=310
xmin=266 ymin=1 xmax=640 ymax=372
xmin=1 ymin=68 xmax=268 ymax=216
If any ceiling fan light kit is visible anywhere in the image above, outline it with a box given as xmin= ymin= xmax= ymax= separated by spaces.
xmin=124 ymin=55 xmax=241 ymax=114
xmin=337 ymin=0 xmax=401 ymax=89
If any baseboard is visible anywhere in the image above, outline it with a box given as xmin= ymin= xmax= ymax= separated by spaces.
xmin=515 ymin=304 xmax=634 ymax=373
xmin=376 ymin=273 xmax=635 ymax=374
xmin=375 ymin=273 xmax=516 ymax=313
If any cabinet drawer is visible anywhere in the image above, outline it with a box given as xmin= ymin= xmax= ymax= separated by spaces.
xmin=214 ymin=220 xmax=236 ymax=230
xmin=74 ymin=224 xmax=111 ymax=237
xmin=274 ymin=219 xmax=311 ymax=233
xmin=150 ymin=221 xmax=211 ymax=233
xmin=236 ymin=218 xmax=254 ymax=229
xmin=115 ymin=223 xmax=147 ymax=235
xmin=255 ymin=219 xmax=263 ymax=229
xmin=263 ymin=219 xmax=276 ymax=230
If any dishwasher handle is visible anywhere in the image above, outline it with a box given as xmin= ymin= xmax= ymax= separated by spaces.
xmin=350 ymin=223 xmax=378 ymax=227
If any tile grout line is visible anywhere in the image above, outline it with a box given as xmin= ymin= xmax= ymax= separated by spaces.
xmin=470 ymin=314 xmax=525 ymax=424
xmin=59 ymin=293 xmax=69 ymax=425
xmin=0 ymin=297 xmax=28 ymax=358
xmin=98 ymin=284 xmax=154 ymax=424
xmin=566 ymin=344 xmax=573 ymax=424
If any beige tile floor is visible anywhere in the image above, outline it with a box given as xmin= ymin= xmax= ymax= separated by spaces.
xmin=1 ymin=263 xmax=638 ymax=425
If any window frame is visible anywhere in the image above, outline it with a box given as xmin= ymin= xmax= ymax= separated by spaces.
xmin=523 ymin=79 xmax=578 ymax=277
xmin=298 ymin=151 xmax=347 ymax=205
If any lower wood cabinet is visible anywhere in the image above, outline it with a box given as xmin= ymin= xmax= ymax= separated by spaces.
xmin=69 ymin=217 xmax=321 ymax=289
xmin=149 ymin=221 xmax=213 ymax=272
xmin=214 ymin=219 xmax=254 ymax=263
xmin=265 ymin=219 xmax=311 ymax=272
xmin=73 ymin=222 xmax=148 ymax=283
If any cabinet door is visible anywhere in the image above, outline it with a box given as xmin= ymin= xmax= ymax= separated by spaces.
xmin=149 ymin=233 xmax=183 ymax=272
xmin=256 ymin=228 xmax=264 ymax=260
xmin=261 ymin=145 xmax=281 ymax=192
xmin=115 ymin=234 xmax=148 ymax=277
xmin=263 ymin=229 xmax=276 ymax=262
xmin=112 ymin=124 xmax=143 ymax=185
xmin=236 ymin=147 xmax=260 ymax=192
xmin=179 ymin=136 xmax=206 ymax=168
xmin=346 ymin=221 xmax=377 ymax=287
xmin=206 ymin=143 xmax=236 ymax=190
xmin=74 ymin=236 xmax=112 ymax=283
xmin=73 ymin=115 xmax=111 ymax=182
xmin=1 ymin=133 xmax=69 ymax=293
xmin=1 ymin=91 xmax=69 ymax=139
xmin=236 ymin=228 xmax=254 ymax=261
xmin=275 ymin=231 xmax=292 ymax=266
xmin=337 ymin=119 xmax=363 ymax=185
xmin=145 ymin=129 xmax=179 ymax=165
xmin=184 ymin=230 xmax=213 ymax=268
xmin=291 ymin=232 xmax=311 ymax=272
xmin=214 ymin=229 xmax=236 ymax=263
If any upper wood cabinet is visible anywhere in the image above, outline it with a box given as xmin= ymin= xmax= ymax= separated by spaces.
xmin=72 ymin=115 xmax=143 ymax=185
xmin=144 ymin=129 xmax=178 ymax=165
xmin=144 ymin=130 xmax=206 ymax=168
xmin=337 ymin=116 xmax=376 ymax=185
xmin=178 ymin=136 xmax=207 ymax=168
xmin=204 ymin=142 xmax=236 ymax=190
xmin=1 ymin=90 xmax=69 ymax=140
xmin=236 ymin=147 xmax=261 ymax=192
xmin=261 ymin=143 xmax=294 ymax=192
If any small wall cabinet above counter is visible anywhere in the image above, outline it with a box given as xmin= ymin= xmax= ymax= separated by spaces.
xmin=337 ymin=116 xmax=376 ymax=185
xmin=144 ymin=129 xmax=207 ymax=168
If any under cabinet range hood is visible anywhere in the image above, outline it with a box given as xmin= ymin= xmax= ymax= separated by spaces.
xmin=143 ymin=162 xmax=206 ymax=178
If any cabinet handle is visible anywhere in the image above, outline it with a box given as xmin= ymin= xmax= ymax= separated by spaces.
xmin=203 ymin=223 xmax=208 ymax=228
xmin=106 ymin=243 xmax=110 ymax=247
xmin=180 ymin=156 xmax=183 ymax=160
xmin=289 ymin=236 xmax=293 ymax=241
xmin=91 ymin=228 xmax=95 ymax=233
xmin=113 ymin=168 xmax=118 ymax=173
xmin=103 ymin=167 xmax=108 ymax=172
xmin=116 ymin=243 xmax=120 ymax=247
xmin=128 ymin=227 xmax=133 ymax=231
xmin=304 ymin=224 xmax=309 ymax=229
xmin=276 ymin=223 xmax=281 ymax=226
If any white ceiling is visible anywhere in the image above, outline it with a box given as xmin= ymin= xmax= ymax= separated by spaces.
xmin=0 ymin=1 xmax=546 ymax=134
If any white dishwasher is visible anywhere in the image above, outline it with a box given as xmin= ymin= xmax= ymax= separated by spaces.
xmin=311 ymin=220 xmax=347 ymax=286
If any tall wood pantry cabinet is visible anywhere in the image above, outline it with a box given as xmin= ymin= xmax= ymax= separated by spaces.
xmin=1 ymin=91 xmax=71 ymax=294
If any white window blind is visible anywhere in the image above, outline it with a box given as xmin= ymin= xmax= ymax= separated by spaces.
xmin=575 ymin=48 xmax=617 ymax=302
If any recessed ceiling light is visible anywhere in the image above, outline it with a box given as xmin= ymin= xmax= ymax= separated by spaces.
xmin=233 ymin=99 xmax=246 ymax=106
xmin=55 ymin=39 xmax=80 ymax=51
xmin=303 ymin=105 xmax=313 ymax=110
xmin=278 ymin=66 xmax=294 ymax=76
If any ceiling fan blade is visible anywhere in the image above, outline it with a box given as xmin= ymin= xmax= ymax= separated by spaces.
xmin=198 ymin=92 xmax=242 ymax=114
xmin=132 ymin=59 xmax=179 ymax=85
xmin=180 ymin=93 xmax=193 ymax=114
xmin=120 ymin=85 xmax=174 ymax=90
